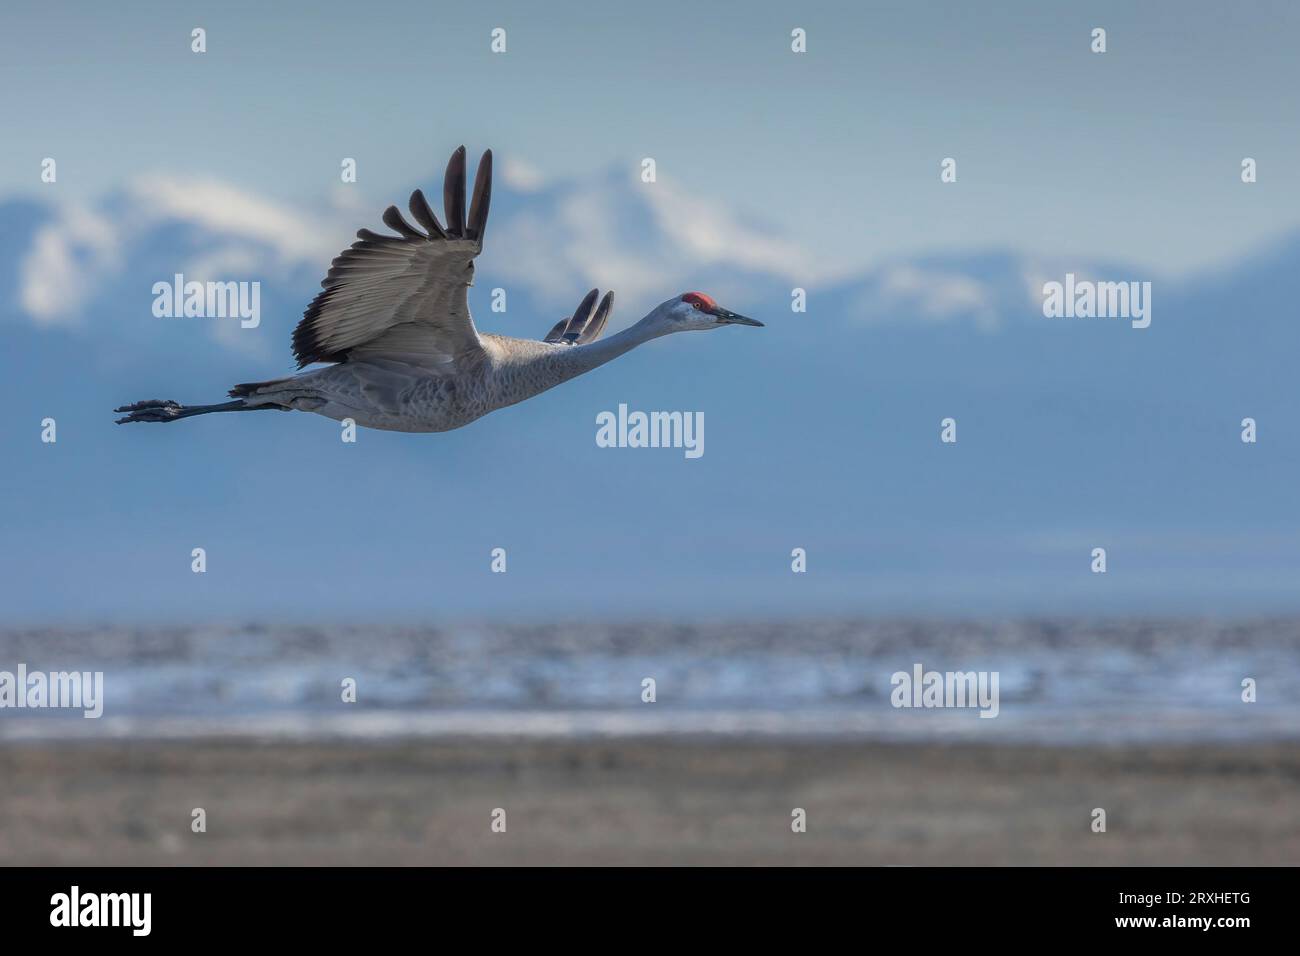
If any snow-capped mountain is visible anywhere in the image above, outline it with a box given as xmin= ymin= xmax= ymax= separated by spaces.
xmin=3 ymin=163 xmax=1299 ymax=619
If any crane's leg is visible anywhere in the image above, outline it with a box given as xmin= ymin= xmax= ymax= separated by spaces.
xmin=113 ymin=399 xmax=288 ymax=424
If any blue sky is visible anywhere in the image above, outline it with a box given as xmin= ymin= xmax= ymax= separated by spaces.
xmin=2 ymin=0 xmax=1298 ymax=274
xmin=4 ymin=1 xmax=1300 ymax=622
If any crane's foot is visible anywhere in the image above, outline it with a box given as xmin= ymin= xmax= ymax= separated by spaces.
xmin=114 ymin=399 xmax=184 ymax=424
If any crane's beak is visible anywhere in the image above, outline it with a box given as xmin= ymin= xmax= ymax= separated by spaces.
xmin=712 ymin=307 xmax=764 ymax=327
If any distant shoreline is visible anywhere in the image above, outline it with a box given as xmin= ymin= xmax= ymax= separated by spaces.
xmin=3 ymin=619 xmax=1294 ymax=747
xmin=2 ymin=707 xmax=1295 ymax=746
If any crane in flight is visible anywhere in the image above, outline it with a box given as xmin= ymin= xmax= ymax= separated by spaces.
xmin=114 ymin=146 xmax=763 ymax=433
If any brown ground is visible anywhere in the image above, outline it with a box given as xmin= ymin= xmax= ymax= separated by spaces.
xmin=1 ymin=737 xmax=1297 ymax=865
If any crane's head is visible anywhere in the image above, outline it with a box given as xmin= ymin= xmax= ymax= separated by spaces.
xmin=651 ymin=292 xmax=764 ymax=333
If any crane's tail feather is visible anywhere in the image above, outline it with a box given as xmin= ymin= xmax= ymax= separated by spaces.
xmin=228 ymin=376 xmax=296 ymax=398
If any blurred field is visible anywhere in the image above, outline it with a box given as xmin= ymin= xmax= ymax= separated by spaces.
xmin=1 ymin=737 xmax=1297 ymax=865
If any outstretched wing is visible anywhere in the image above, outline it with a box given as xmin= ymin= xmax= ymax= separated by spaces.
xmin=543 ymin=289 xmax=614 ymax=345
xmin=291 ymin=146 xmax=493 ymax=370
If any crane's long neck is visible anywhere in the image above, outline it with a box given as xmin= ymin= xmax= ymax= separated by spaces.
xmin=555 ymin=316 xmax=666 ymax=377
xmin=490 ymin=315 xmax=667 ymax=412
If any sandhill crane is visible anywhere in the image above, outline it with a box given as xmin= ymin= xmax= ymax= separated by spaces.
xmin=114 ymin=146 xmax=762 ymax=433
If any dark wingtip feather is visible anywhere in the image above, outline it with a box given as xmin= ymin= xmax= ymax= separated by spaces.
xmin=443 ymin=146 xmax=467 ymax=237
xmin=382 ymin=205 xmax=425 ymax=241
xmin=409 ymin=189 xmax=446 ymax=238
xmin=466 ymin=149 xmax=493 ymax=243
xmin=543 ymin=318 xmax=569 ymax=344
xmin=562 ymin=289 xmax=600 ymax=342
xmin=578 ymin=291 xmax=615 ymax=343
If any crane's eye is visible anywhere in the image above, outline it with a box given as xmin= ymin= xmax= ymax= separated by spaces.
xmin=691 ymin=300 xmax=703 ymax=310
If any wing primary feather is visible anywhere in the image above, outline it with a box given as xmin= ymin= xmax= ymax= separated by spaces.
xmin=562 ymin=289 xmax=600 ymax=342
xmin=382 ymin=206 xmax=426 ymax=241
xmin=577 ymin=291 xmax=614 ymax=343
xmin=408 ymin=189 xmax=447 ymax=238
xmin=443 ymin=146 xmax=467 ymax=237
xmin=289 ymin=145 xmax=494 ymax=371
xmin=543 ymin=318 xmax=570 ymax=344
xmin=466 ymin=150 xmax=493 ymax=242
